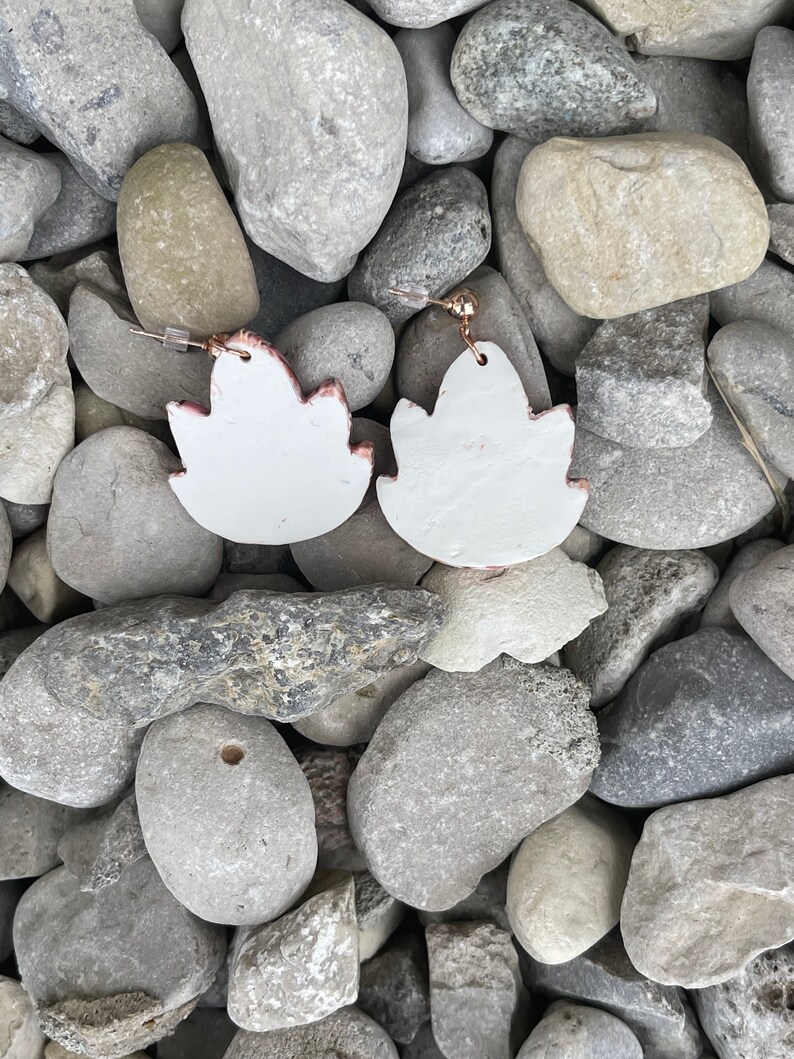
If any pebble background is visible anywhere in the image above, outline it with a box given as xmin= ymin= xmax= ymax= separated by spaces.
xmin=0 ymin=2 xmax=792 ymax=1059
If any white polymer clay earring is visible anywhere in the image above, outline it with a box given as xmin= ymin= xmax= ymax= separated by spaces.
xmin=130 ymin=326 xmax=373 ymax=544
xmin=378 ymin=286 xmax=588 ymax=569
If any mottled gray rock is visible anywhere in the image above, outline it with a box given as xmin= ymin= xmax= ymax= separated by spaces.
xmin=576 ymin=296 xmax=711 ymax=449
xmin=367 ymin=0 xmax=488 ymax=27
xmin=183 ymin=0 xmax=406 ymax=282
xmin=137 ymin=704 xmax=316 ymax=925
xmin=348 ymin=659 xmax=599 ymax=909
xmin=355 ymin=870 xmax=406 ymax=961
xmin=223 ymin=1007 xmax=398 ymax=1058
xmin=57 ymin=792 xmax=147 ymax=894
xmin=0 ymin=787 xmax=86 ymax=881
xmin=28 ymin=247 xmax=125 ymax=318
xmin=14 ymin=857 xmax=226 ymax=1057
xmin=0 ymin=626 xmax=46 ymax=678
xmin=566 ymin=547 xmax=718 ymax=708
xmin=491 ymin=136 xmax=597 ymax=376
xmin=0 ymin=137 xmax=60 ymax=260
xmin=711 ymin=259 xmax=794 ymax=340
xmin=426 ymin=921 xmax=528 ymax=1059
xmin=451 ymin=0 xmax=656 ymax=140
xmin=0 ymin=976 xmax=46 ymax=1059
xmin=133 ymin=0 xmax=184 ymax=52
xmin=275 ymin=303 xmax=394 ymax=412
xmin=0 ymin=99 xmax=38 ymax=145
xmin=395 ymin=25 xmax=492 ymax=165
xmin=21 ymin=153 xmax=116 ymax=261
xmin=693 ymin=945 xmax=794 ymax=1059
xmin=571 ymin=393 xmax=782 ymax=549
xmin=347 ymin=167 xmax=490 ymax=326
xmin=524 ymin=929 xmax=702 ymax=1059
xmin=419 ymin=863 xmax=510 ymax=933
xmin=207 ymin=572 xmax=304 ymax=599
xmin=730 ymin=543 xmax=794 ymax=679
xmin=358 ymin=929 xmax=429 ymax=1043
xmin=397 ymin=267 xmax=551 ymax=414
xmin=47 ymin=427 xmax=222 ymax=604
xmin=155 ymin=1009 xmax=236 ymax=1059
xmin=749 ymin=28 xmax=794 ymax=202
xmin=2 ymin=500 xmax=48 ymax=539
xmin=296 ymin=746 xmax=354 ymax=863
xmin=768 ymin=203 xmax=794 ymax=265
xmin=622 ymin=775 xmax=794 ymax=988
xmin=517 ymin=1001 xmax=643 ymax=1059
xmin=7 ymin=527 xmax=86 ymax=624
xmin=701 ymin=539 xmax=784 ymax=629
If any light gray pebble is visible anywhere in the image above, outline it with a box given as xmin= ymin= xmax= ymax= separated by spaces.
xmin=367 ymin=0 xmax=488 ymax=28
xmin=749 ymin=27 xmax=794 ymax=202
xmin=347 ymin=166 xmax=491 ymax=326
xmin=0 ymin=787 xmax=87 ymax=881
xmin=0 ymin=99 xmax=38 ymax=145
xmin=711 ymin=259 xmax=794 ymax=340
xmin=517 ymin=1001 xmax=643 ymax=1059
xmin=222 ymin=1007 xmax=399 ymax=1059
xmin=0 ymin=137 xmax=60 ymax=261
xmin=355 ymin=869 xmax=406 ymax=962
xmin=156 ymin=1009 xmax=237 ymax=1059
xmin=21 ymin=153 xmax=116 ymax=261
xmin=358 ymin=929 xmax=430 ymax=1044
xmin=701 ymin=538 xmax=784 ymax=628
xmin=560 ymin=525 xmax=605 ymax=564
xmin=207 ymin=572 xmax=304 ymax=600
xmin=57 ymin=792 xmax=147 ymax=894
xmin=768 ymin=202 xmax=794 ymax=265
xmin=3 ymin=499 xmax=48 ymax=539
xmin=28 ymin=247 xmax=126 ymax=318
xmin=133 ymin=0 xmax=184 ymax=52
xmin=730 ymin=542 xmax=794 ymax=679
xmin=7 ymin=527 xmax=86 ymax=625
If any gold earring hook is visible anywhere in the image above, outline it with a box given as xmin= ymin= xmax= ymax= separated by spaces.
xmin=388 ymin=285 xmax=487 ymax=366
xmin=128 ymin=327 xmax=250 ymax=360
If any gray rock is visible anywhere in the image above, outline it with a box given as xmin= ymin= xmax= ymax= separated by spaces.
xmin=295 ymin=746 xmax=354 ymax=863
xmin=355 ymin=869 xmax=406 ymax=961
xmin=426 ymin=921 xmax=528 ymax=1059
xmin=450 ymin=0 xmax=656 ymax=140
xmin=3 ymin=500 xmax=48 ymax=539
xmin=227 ymin=873 xmax=358 ymax=1031
xmin=749 ymin=27 xmax=794 ymax=202
xmin=28 ymin=247 xmax=126 ymax=318
xmin=156 ymin=1009 xmax=237 ymax=1059
xmin=275 ymin=302 xmax=394 ymax=412
xmin=591 ymin=628 xmax=794 ymax=806
xmin=367 ymin=0 xmax=488 ymax=28
xmin=561 ymin=525 xmax=605 ymax=564
xmin=524 ymin=929 xmax=702 ymax=1059
xmin=47 ymin=426 xmax=222 ymax=604
xmin=576 ymin=296 xmax=712 ymax=449
xmin=137 ymin=704 xmax=316 ymax=925
xmin=183 ymin=0 xmax=407 ymax=282
xmin=397 ymin=266 xmax=551 ymax=414
xmin=0 ymin=136 xmax=61 ymax=260
xmin=730 ymin=543 xmax=794 ymax=679
xmin=71 ymin=384 xmax=167 ymax=445
xmin=621 ymin=775 xmax=794 ymax=988
xmin=395 ymin=25 xmax=492 ymax=165
xmin=418 ymin=863 xmax=510 ymax=933
xmin=0 ymin=976 xmax=46 ymax=1059
xmin=571 ymin=392 xmax=783 ymax=549
xmin=517 ymin=1001 xmax=643 ymax=1059
xmin=0 ymin=99 xmax=38 ymax=144
xmin=709 ymin=321 xmax=794 ymax=478
xmin=0 ymin=626 xmax=46 ymax=678
xmin=68 ymin=282 xmax=212 ymax=419
xmin=207 ymin=572 xmax=304 ymax=599
xmin=693 ymin=945 xmax=794 ymax=1059
xmin=14 ymin=857 xmax=226 ymax=1057
xmin=0 ymin=379 xmax=75 ymax=506
xmin=0 ymin=504 xmax=10 ymax=593
xmin=565 ymin=547 xmax=718 ymax=708
xmin=7 ymin=527 xmax=86 ymax=624
xmin=701 ymin=538 xmax=784 ymax=628
xmin=348 ymin=659 xmax=599 ymax=909
xmin=347 ymin=167 xmax=491 ymax=326
xmin=358 ymin=929 xmax=429 ymax=1044
xmin=768 ymin=203 xmax=794 ymax=265
xmin=133 ymin=0 xmax=184 ymax=52
xmin=711 ymin=259 xmax=794 ymax=340
xmin=0 ymin=787 xmax=86 ymax=881
xmin=491 ymin=136 xmax=597 ymax=376
xmin=57 ymin=792 xmax=147 ymax=894
xmin=225 ymin=1011 xmax=399 ymax=1058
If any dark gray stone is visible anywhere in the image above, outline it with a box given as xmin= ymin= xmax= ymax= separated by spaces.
xmin=295 ymin=745 xmax=354 ymax=864
xmin=0 ymin=786 xmax=87 ymax=880
xmin=223 ymin=539 xmax=292 ymax=575
xmin=401 ymin=1023 xmax=446 ymax=1059
xmin=133 ymin=0 xmax=184 ymax=52
xmin=58 ymin=792 xmax=147 ymax=893
xmin=358 ymin=929 xmax=430 ymax=1044
xmin=0 ymin=625 xmax=46 ymax=677
xmin=221 ymin=1007 xmax=398 ymax=1059
xmin=711 ymin=259 xmax=794 ymax=341
xmin=701 ymin=539 xmax=784 ymax=629
xmin=0 ymin=99 xmax=38 ymax=144
xmin=749 ymin=27 xmax=794 ymax=202
xmin=730 ymin=543 xmax=794 ymax=679
xmin=0 ymin=879 xmax=20 ymax=961
xmin=2 ymin=499 xmax=48 ymax=538
xmin=21 ymin=152 xmax=116 ymax=260
xmin=157 ymin=1009 xmax=238 ymax=1059
xmin=517 ymin=1001 xmax=643 ymax=1059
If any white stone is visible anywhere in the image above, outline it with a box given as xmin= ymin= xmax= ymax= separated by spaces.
xmin=7 ymin=528 xmax=84 ymax=624
xmin=0 ymin=976 xmax=45 ymax=1059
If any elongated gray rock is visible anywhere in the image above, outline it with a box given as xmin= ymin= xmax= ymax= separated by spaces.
xmin=21 ymin=152 xmax=116 ymax=260
xmin=348 ymin=659 xmax=599 ymax=909
xmin=357 ymin=929 xmax=430 ymax=1043
xmin=701 ymin=538 xmax=784 ymax=629
xmin=565 ymin=547 xmax=718 ymax=708
xmin=0 ymin=0 xmax=198 ymax=200
xmin=517 ymin=1001 xmax=643 ymax=1059
xmin=183 ymin=0 xmax=407 ymax=282
xmin=222 ymin=1008 xmax=398 ymax=1058
xmin=711 ymin=259 xmax=794 ymax=340
xmin=749 ymin=27 xmax=794 ymax=202
xmin=621 ymin=776 xmax=794 ymax=988
xmin=0 ymin=787 xmax=87 ymax=881
xmin=730 ymin=543 xmax=794 ymax=679
xmin=0 ymin=136 xmax=61 ymax=260
xmin=768 ymin=203 xmax=794 ymax=265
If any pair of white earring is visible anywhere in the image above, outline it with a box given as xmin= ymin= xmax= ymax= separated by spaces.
xmin=133 ymin=286 xmax=587 ymax=571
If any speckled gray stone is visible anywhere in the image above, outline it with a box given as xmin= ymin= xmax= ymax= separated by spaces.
xmin=571 ymin=392 xmax=782 ymax=549
xmin=517 ymin=1001 xmax=643 ymax=1059
xmin=451 ymin=0 xmax=656 ymax=140
xmin=348 ymin=658 xmax=599 ymax=909
xmin=367 ymin=0 xmax=488 ymax=27
xmin=14 ymin=857 xmax=226 ymax=1057
xmin=0 ymin=136 xmax=60 ymax=260
xmin=358 ymin=929 xmax=429 ymax=1044
xmin=28 ymin=247 xmax=125 ymax=318
xmin=768 ymin=203 xmax=794 ymax=265
xmin=749 ymin=28 xmax=794 ymax=202
xmin=591 ymin=628 xmax=794 ymax=807
xmin=701 ymin=539 xmax=784 ymax=629
xmin=693 ymin=945 xmax=794 ymax=1059
xmin=524 ymin=929 xmax=702 ymax=1059
xmin=491 ymin=136 xmax=596 ymax=376
xmin=395 ymin=25 xmax=492 ymax=165
xmin=347 ymin=166 xmax=490 ymax=325
xmin=133 ymin=0 xmax=184 ymax=52
xmin=0 ymin=99 xmax=38 ymax=144
xmin=711 ymin=259 xmax=794 ymax=341
xmin=58 ymin=792 xmax=147 ymax=894
xmin=426 ymin=921 xmax=528 ymax=1059
xmin=0 ymin=976 xmax=46 ymax=1059
xmin=419 ymin=863 xmax=510 ymax=933
xmin=730 ymin=543 xmax=794 ymax=679
xmin=566 ymin=547 xmax=718 ymax=707
xmin=576 ymin=296 xmax=712 ymax=449
xmin=183 ymin=0 xmax=406 ymax=282
xmin=275 ymin=302 xmax=394 ymax=412
xmin=222 ymin=1007 xmax=398 ymax=1059
xmin=296 ymin=746 xmax=354 ymax=863
xmin=0 ymin=787 xmax=86 ymax=881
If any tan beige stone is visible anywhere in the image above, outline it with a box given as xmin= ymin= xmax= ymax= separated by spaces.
xmin=517 ymin=132 xmax=768 ymax=320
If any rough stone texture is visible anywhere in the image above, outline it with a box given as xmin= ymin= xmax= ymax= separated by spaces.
xmin=709 ymin=321 xmax=794 ymax=478
xmin=426 ymin=921 xmax=528 ymax=1059
xmin=7 ymin=527 xmax=85 ymax=624
xmin=0 ymin=0 xmax=198 ymax=200
xmin=357 ymin=929 xmax=429 ymax=1043
xmin=0 ymin=976 xmax=46 ymax=1059
xmin=367 ymin=0 xmax=487 ymax=27
xmin=207 ymin=572 xmax=304 ymax=599
xmin=506 ymin=795 xmax=635 ymax=964
xmin=712 ymin=259 xmax=794 ymax=341
xmin=581 ymin=0 xmax=794 ymax=60
xmin=58 ymin=793 xmax=147 ymax=894
xmin=47 ymin=427 xmax=222 ymax=604
xmin=348 ymin=658 xmax=599 ymax=909
xmin=0 ymin=100 xmax=38 ymax=145
xmin=397 ymin=267 xmax=551 ymax=414
xmin=0 ymin=786 xmax=86 ymax=881
xmin=748 ymin=28 xmax=794 ymax=202
xmin=566 ymin=547 xmax=718 ymax=708
xmin=419 ymin=863 xmax=510 ymax=933
xmin=525 ymin=929 xmax=702 ymax=1059
xmin=621 ymin=776 xmax=794 ymax=988
xmin=768 ymin=203 xmax=794 ymax=265
xmin=295 ymin=746 xmax=354 ymax=862
xmin=571 ymin=393 xmax=782 ymax=549
xmin=517 ymin=1001 xmax=643 ymax=1059
xmin=275 ymin=302 xmax=394 ymax=412
xmin=133 ymin=0 xmax=184 ymax=51
xmin=0 ymin=137 xmax=61 ymax=261
xmin=451 ymin=0 xmax=656 ymax=141
xmin=155 ymin=1009 xmax=237 ymax=1059
xmin=347 ymin=167 xmax=490 ymax=326
xmin=355 ymin=870 xmax=406 ymax=961
xmin=730 ymin=544 xmax=794 ymax=679
xmin=0 ymin=626 xmax=46 ymax=678
xmin=46 ymin=1046 xmax=146 ymax=1059
xmin=576 ymin=296 xmax=712 ymax=449
xmin=693 ymin=945 xmax=794 ymax=1059
xmin=183 ymin=0 xmax=407 ymax=283
xmin=591 ymin=628 xmax=794 ymax=806
xmin=223 ymin=1007 xmax=398 ymax=1058
xmin=701 ymin=539 xmax=784 ymax=629
xmin=117 ymin=143 xmax=259 ymax=338
xmin=0 ymin=380 xmax=75 ymax=506
xmin=395 ymin=25 xmax=492 ymax=165
xmin=3 ymin=500 xmax=48 ymax=540
xmin=227 ymin=873 xmax=358 ymax=1031
xmin=492 ymin=136 xmax=596 ymax=377
xmin=28 ymin=248 xmax=126 ymax=318
xmin=14 ymin=857 xmax=225 ymax=1057
xmin=419 ymin=550 xmax=606 ymax=672
xmin=517 ymin=133 xmax=769 ymax=320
